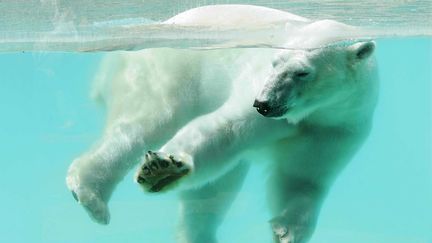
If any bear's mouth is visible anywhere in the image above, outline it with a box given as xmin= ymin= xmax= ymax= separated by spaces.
xmin=267 ymin=106 xmax=290 ymax=118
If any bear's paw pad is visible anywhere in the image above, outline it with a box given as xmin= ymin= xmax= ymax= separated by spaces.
xmin=135 ymin=151 xmax=191 ymax=192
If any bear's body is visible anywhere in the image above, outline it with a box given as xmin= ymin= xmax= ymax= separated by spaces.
xmin=66 ymin=5 xmax=378 ymax=243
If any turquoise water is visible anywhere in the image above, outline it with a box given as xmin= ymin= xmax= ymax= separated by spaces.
xmin=0 ymin=38 xmax=430 ymax=243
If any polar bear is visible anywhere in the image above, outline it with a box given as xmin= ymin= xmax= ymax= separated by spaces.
xmin=66 ymin=5 xmax=378 ymax=243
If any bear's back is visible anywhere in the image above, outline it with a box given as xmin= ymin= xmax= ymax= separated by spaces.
xmin=93 ymin=48 xmax=271 ymax=122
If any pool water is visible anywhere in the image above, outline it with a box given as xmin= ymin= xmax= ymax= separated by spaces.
xmin=0 ymin=37 xmax=430 ymax=243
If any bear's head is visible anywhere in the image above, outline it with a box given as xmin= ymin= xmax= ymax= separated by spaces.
xmin=253 ymin=41 xmax=376 ymax=124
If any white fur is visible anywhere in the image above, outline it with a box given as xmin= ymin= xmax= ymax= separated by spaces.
xmin=66 ymin=5 xmax=378 ymax=243
xmin=164 ymin=5 xmax=309 ymax=27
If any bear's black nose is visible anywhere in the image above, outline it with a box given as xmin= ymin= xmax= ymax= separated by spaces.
xmin=253 ymin=100 xmax=272 ymax=117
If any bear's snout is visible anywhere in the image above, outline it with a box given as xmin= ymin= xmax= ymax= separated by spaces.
xmin=253 ymin=100 xmax=271 ymax=116
xmin=253 ymin=100 xmax=287 ymax=118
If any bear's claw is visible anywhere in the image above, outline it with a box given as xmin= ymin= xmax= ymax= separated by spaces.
xmin=135 ymin=151 xmax=191 ymax=192
xmin=71 ymin=191 xmax=79 ymax=202
xmin=68 ymin=187 xmax=110 ymax=225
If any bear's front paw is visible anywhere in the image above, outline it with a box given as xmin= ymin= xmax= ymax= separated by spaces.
xmin=135 ymin=151 xmax=192 ymax=192
xmin=270 ymin=216 xmax=312 ymax=243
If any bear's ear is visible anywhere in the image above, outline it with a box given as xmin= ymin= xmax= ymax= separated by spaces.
xmin=348 ymin=41 xmax=375 ymax=61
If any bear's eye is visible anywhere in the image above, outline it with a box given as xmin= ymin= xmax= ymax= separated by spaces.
xmin=294 ymin=71 xmax=310 ymax=78
xmin=279 ymin=71 xmax=289 ymax=79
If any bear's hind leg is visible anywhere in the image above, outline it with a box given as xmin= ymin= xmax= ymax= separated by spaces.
xmin=177 ymin=161 xmax=249 ymax=243
xmin=66 ymin=120 xmax=146 ymax=224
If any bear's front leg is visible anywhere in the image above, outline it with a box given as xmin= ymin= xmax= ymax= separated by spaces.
xmin=268 ymin=182 xmax=324 ymax=243
xmin=267 ymin=126 xmax=371 ymax=243
xmin=135 ymin=103 xmax=295 ymax=192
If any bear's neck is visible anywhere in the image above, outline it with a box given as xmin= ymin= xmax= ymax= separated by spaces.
xmin=304 ymin=98 xmax=375 ymax=130
xmin=302 ymin=72 xmax=379 ymax=130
